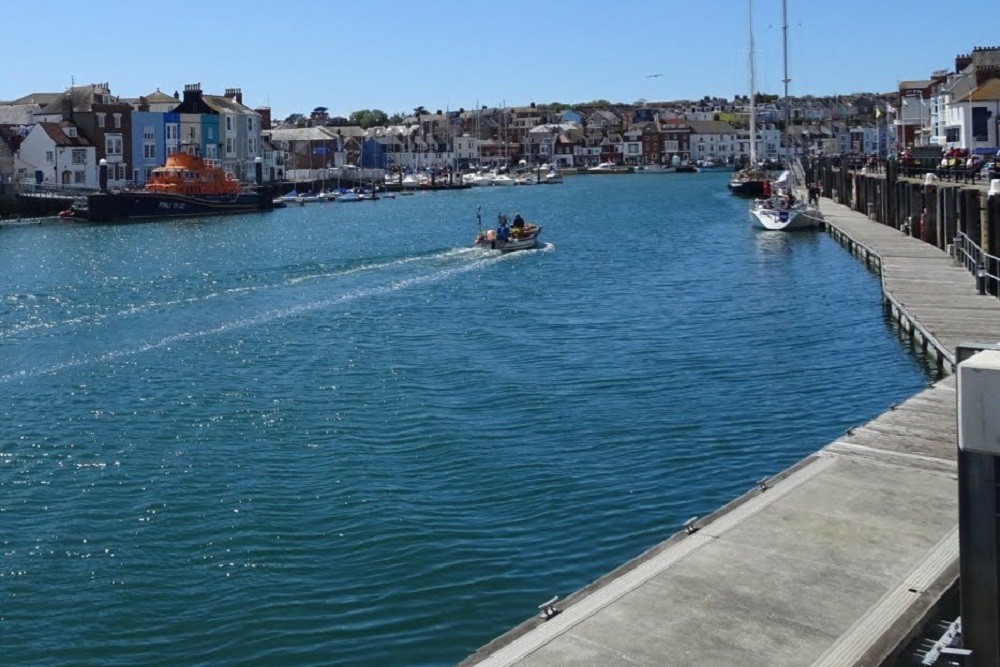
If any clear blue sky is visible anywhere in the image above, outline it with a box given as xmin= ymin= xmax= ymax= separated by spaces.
xmin=5 ymin=0 xmax=999 ymax=121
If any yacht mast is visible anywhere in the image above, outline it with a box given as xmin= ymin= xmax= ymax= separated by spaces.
xmin=748 ymin=0 xmax=757 ymax=166
xmin=781 ymin=0 xmax=790 ymax=167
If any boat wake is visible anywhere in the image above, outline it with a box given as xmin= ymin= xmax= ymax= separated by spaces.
xmin=0 ymin=246 xmax=518 ymax=383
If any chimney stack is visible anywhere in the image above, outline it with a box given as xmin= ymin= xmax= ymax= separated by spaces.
xmin=182 ymin=83 xmax=203 ymax=107
xmin=254 ymin=106 xmax=272 ymax=130
xmin=225 ymin=87 xmax=243 ymax=105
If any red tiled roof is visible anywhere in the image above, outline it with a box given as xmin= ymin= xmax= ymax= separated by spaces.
xmin=39 ymin=122 xmax=91 ymax=147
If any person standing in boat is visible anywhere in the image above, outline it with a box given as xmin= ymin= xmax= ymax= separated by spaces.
xmin=512 ymin=213 xmax=525 ymax=229
xmin=496 ymin=216 xmax=510 ymax=243
xmin=762 ymin=180 xmax=772 ymax=198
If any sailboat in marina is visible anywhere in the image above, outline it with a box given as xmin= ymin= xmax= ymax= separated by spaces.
xmin=748 ymin=0 xmax=821 ymax=230
xmin=728 ymin=0 xmax=770 ymax=198
xmin=729 ymin=1 xmax=769 ymax=197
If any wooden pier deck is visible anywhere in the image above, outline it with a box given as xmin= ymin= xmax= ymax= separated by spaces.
xmin=460 ymin=197 xmax=1000 ymax=667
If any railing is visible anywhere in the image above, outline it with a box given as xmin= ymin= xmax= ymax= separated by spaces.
xmin=832 ymin=155 xmax=995 ymax=184
xmin=16 ymin=182 xmax=100 ymax=198
xmin=953 ymin=232 xmax=1000 ymax=298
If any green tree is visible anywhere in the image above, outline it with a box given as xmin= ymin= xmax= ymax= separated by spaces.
xmin=349 ymin=109 xmax=389 ymax=129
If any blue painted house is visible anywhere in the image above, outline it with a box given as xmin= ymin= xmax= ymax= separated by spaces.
xmin=130 ymin=110 xmax=165 ymax=184
xmin=360 ymin=138 xmax=387 ymax=169
xmin=201 ymin=114 xmax=220 ymax=160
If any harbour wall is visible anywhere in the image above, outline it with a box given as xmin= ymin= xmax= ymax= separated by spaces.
xmin=815 ymin=159 xmax=1000 ymax=281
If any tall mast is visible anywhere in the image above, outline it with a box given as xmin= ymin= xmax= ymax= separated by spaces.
xmin=781 ymin=0 xmax=790 ymax=166
xmin=748 ymin=0 xmax=757 ymax=165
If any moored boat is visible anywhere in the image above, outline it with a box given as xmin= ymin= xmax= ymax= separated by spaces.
xmin=729 ymin=166 xmax=770 ymax=197
xmin=84 ymin=151 xmax=271 ymax=222
xmin=541 ymin=168 xmax=563 ymax=184
xmin=748 ymin=172 xmax=822 ymax=231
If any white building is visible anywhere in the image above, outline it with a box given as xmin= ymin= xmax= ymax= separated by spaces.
xmin=15 ymin=121 xmax=97 ymax=188
xmin=686 ymin=120 xmax=738 ymax=162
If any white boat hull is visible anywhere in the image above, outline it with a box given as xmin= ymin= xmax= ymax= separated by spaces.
xmin=749 ymin=202 xmax=823 ymax=231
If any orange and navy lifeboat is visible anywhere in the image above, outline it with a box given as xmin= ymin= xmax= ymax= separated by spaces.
xmin=145 ymin=152 xmax=241 ymax=196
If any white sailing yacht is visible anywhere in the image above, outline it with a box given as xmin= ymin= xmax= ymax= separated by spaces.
xmin=748 ymin=0 xmax=821 ymax=231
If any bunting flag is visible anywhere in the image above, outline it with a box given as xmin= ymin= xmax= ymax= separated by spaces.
xmin=886 ymin=104 xmax=898 ymax=114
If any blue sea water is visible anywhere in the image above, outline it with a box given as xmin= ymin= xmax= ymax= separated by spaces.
xmin=1 ymin=172 xmax=933 ymax=666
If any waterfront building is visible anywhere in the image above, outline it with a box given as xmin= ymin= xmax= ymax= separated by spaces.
xmin=204 ymin=88 xmax=262 ymax=182
xmin=263 ymin=125 xmax=343 ymax=180
xmin=636 ymin=122 xmax=663 ymax=165
xmin=621 ymin=123 xmax=646 ymax=165
xmin=259 ymin=136 xmax=285 ymax=182
xmin=687 ymin=119 xmax=738 ymax=163
xmin=757 ymin=123 xmax=782 ymax=161
xmin=657 ymin=116 xmax=691 ymax=165
xmin=129 ymin=107 xmax=166 ymax=184
xmin=34 ymin=83 xmax=132 ymax=187
xmin=15 ymin=121 xmax=97 ymax=188
xmin=452 ymin=132 xmax=479 ymax=169
xmin=0 ymin=102 xmax=38 ymax=183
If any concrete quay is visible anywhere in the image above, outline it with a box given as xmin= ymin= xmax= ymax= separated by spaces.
xmin=460 ymin=196 xmax=1000 ymax=667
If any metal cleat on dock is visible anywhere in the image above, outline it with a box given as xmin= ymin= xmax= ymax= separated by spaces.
xmin=683 ymin=517 xmax=699 ymax=534
xmin=538 ymin=596 xmax=560 ymax=621
xmin=756 ymin=477 xmax=769 ymax=492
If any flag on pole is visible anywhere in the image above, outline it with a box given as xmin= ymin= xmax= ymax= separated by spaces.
xmin=886 ymin=104 xmax=897 ymax=114
xmin=875 ymin=107 xmax=882 ymax=119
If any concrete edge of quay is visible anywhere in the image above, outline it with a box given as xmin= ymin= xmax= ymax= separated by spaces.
xmin=458 ymin=455 xmax=823 ymax=666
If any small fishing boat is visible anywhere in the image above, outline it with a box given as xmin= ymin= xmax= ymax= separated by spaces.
xmin=474 ymin=210 xmax=542 ymax=252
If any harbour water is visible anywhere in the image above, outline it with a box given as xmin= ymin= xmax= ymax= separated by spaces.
xmin=1 ymin=172 xmax=934 ymax=666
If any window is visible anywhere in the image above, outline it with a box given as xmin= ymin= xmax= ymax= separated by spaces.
xmin=74 ymin=171 xmax=86 ymax=184
xmin=144 ymin=167 xmax=153 ymax=181
xmin=113 ymin=113 xmax=122 ymax=128
xmin=166 ymin=124 xmax=178 ymax=141
xmin=972 ymin=107 xmax=989 ymax=142
xmin=226 ymin=116 xmax=233 ymax=132
xmin=72 ymin=149 xmax=87 ymax=164
xmin=226 ymin=137 xmax=235 ymax=155
xmin=247 ymin=138 xmax=255 ymax=155
xmin=45 ymin=151 xmax=54 ymax=163
xmin=105 ymin=134 xmax=123 ymax=156
xmin=143 ymin=125 xmax=154 ymax=140
xmin=144 ymin=142 xmax=156 ymax=159
xmin=247 ymin=117 xmax=253 ymax=132
xmin=97 ymin=113 xmax=105 ymax=128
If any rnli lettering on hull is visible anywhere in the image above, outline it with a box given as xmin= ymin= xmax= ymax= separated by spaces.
xmin=158 ymin=201 xmax=188 ymax=210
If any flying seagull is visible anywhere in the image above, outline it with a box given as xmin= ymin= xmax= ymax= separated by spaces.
xmin=646 ymin=73 xmax=664 ymax=78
